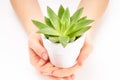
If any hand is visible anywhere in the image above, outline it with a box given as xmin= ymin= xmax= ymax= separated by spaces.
xmin=28 ymin=33 xmax=73 ymax=80
xmin=40 ymin=38 xmax=93 ymax=80
xmin=28 ymin=33 xmax=49 ymax=73
xmin=77 ymin=38 xmax=93 ymax=65
xmin=40 ymin=62 xmax=76 ymax=80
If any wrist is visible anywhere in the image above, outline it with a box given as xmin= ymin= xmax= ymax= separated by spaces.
xmin=26 ymin=26 xmax=38 ymax=36
xmin=28 ymin=31 xmax=41 ymax=38
xmin=22 ymin=20 xmax=39 ymax=36
xmin=85 ymin=29 xmax=94 ymax=44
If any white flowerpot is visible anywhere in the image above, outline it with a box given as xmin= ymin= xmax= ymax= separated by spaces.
xmin=41 ymin=35 xmax=86 ymax=68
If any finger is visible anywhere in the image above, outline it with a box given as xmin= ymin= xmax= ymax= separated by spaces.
xmin=37 ymin=59 xmax=46 ymax=67
xmin=29 ymin=48 xmax=46 ymax=71
xmin=64 ymin=77 xmax=72 ymax=80
xmin=63 ymin=74 xmax=74 ymax=80
xmin=40 ymin=63 xmax=58 ymax=75
xmin=71 ymin=74 xmax=75 ymax=80
xmin=29 ymin=48 xmax=40 ymax=66
xmin=29 ymin=39 xmax=48 ymax=61
xmin=47 ymin=76 xmax=61 ymax=80
xmin=52 ymin=64 xmax=80 ymax=77
xmin=40 ymin=62 xmax=53 ymax=71
xmin=35 ymin=59 xmax=47 ymax=72
xmin=38 ymin=72 xmax=62 ymax=80
xmin=64 ymin=74 xmax=74 ymax=80
xmin=78 ymin=39 xmax=93 ymax=64
xmin=41 ymin=67 xmax=57 ymax=76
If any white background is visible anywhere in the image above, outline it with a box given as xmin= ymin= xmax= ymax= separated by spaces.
xmin=0 ymin=0 xmax=120 ymax=80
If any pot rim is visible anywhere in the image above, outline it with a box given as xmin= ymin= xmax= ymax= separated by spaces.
xmin=41 ymin=34 xmax=85 ymax=47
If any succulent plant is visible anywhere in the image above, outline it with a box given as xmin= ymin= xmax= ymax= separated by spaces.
xmin=32 ymin=5 xmax=94 ymax=47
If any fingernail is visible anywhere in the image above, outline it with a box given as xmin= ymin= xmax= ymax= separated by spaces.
xmin=41 ymin=53 xmax=48 ymax=60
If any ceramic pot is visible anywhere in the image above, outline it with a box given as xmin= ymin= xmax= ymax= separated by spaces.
xmin=41 ymin=35 xmax=86 ymax=68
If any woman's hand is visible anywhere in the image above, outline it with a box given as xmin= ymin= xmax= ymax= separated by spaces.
xmin=28 ymin=33 xmax=73 ymax=80
xmin=40 ymin=38 xmax=93 ymax=80
xmin=77 ymin=38 xmax=93 ymax=65
xmin=28 ymin=33 xmax=49 ymax=73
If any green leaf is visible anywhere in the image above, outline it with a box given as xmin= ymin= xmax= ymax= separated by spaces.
xmin=47 ymin=6 xmax=60 ymax=31
xmin=44 ymin=17 xmax=53 ymax=28
xmin=37 ymin=28 xmax=61 ymax=36
xmin=76 ymin=16 xmax=87 ymax=24
xmin=58 ymin=5 xmax=65 ymax=19
xmin=32 ymin=20 xmax=48 ymax=29
xmin=69 ymin=36 xmax=75 ymax=42
xmin=61 ymin=8 xmax=70 ymax=26
xmin=59 ymin=36 xmax=70 ymax=47
xmin=32 ymin=20 xmax=60 ymax=36
xmin=74 ymin=19 xmax=93 ymax=30
xmin=44 ymin=34 xmax=49 ymax=39
xmin=61 ymin=8 xmax=70 ymax=33
xmin=65 ymin=16 xmax=87 ymax=35
xmin=49 ymin=36 xmax=59 ymax=43
xmin=70 ymin=26 xmax=91 ymax=37
xmin=68 ymin=19 xmax=94 ymax=35
xmin=70 ymin=7 xmax=83 ymax=25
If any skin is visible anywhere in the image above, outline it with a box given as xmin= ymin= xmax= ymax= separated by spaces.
xmin=10 ymin=0 xmax=109 ymax=80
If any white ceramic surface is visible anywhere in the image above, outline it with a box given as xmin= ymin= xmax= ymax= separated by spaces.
xmin=42 ymin=35 xmax=86 ymax=68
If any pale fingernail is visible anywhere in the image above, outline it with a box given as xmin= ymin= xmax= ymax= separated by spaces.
xmin=41 ymin=53 xmax=48 ymax=60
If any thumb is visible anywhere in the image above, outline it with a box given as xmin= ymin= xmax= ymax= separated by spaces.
xmin=30 ymin=39 xmax=49 ymax=61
